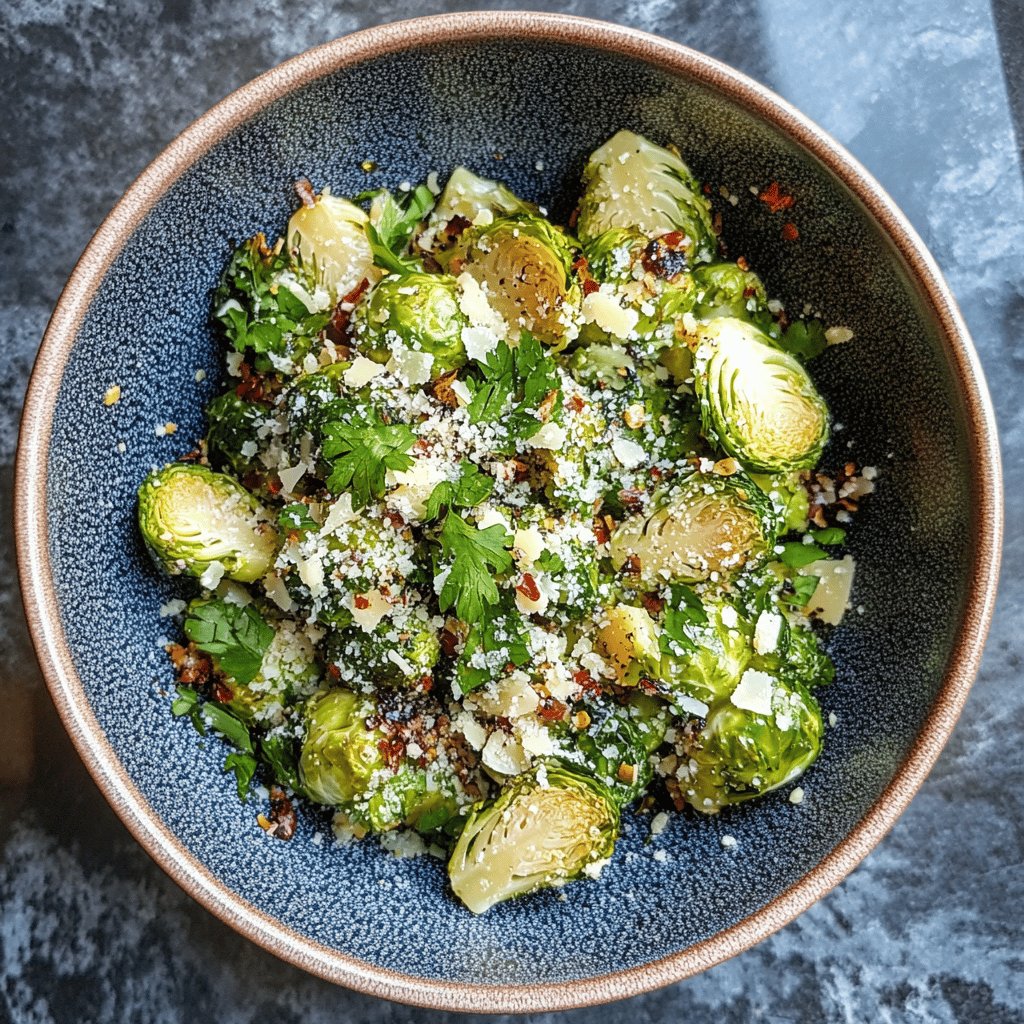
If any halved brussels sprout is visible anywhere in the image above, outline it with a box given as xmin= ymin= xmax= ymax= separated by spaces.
xmin=325 ymin=622 xmax=441 ymax=690
xmin=582 ymin=228 xmax=648 ymax=284
xmin=577 ymin=130 xmax=717 ymax=263
xmin=448 ymin=215 xmax=580 ymax=346
xmin=610 ymin=472 xmax=777 ymax=586
xmin=596 ymin=604 xmax=662 ymax=685
xmin=678 ymin=679 xmax=823 ymax=812
xmin=137 ymin=463 xmax=278 ymax=584
xmin=364 ymin=763 xmax=465 ymax=835
xmin=448 ymin=760 xmax=618 ymax=913
xmin=204 ymin=391 xmax=266 ymax=481
xmin=427 ymin=167 xmax=535 ymax=237
xmin=288 ymin=188 xmax=379 ymax=302
xmin=298 ymin=688 xmax=384 ymax=806
xmin=694 ymin=317 xmax=829 ymax=472
xmin=691 ymin=261 xmax=767 ymax=320
xmin=357 ymin=272 xmax=468 ymax=372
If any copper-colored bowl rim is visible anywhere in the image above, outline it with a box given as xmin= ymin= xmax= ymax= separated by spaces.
xmin=15 ymin=11 xmax=1003 ymax=1012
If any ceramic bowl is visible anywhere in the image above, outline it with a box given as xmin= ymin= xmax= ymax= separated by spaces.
xmin=15 ymin=12 xmax=1002 ymax=1012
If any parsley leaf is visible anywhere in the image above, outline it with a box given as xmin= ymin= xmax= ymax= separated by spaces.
xmin=223 ymin=751 xmax=258 ymax=799
xmin=361 ymin=186 xmax=436 ymax=276
xmin=810 ymin=526 xmax=846 ymax=546
xmin=423 ymin=460 xmax=495 ymax=522
xmin=659 ymin=585 xmax=708 ymax=655
xmin=201 ymin=703 xmax=254 ymax=753
xmin=779 ymin=319 xmax=827 ymax=361
xmin=171 ymin=685 xmax=199 ymax=718
xmin=437 ymin=512 xmax=514 ymax=623
xmin=456 ymin=605 xmax=531 ymax=694
xmin=779 ymin=541 xmax=828 ymax=568
xmin=260 ymin=732 xmax=301 ymax=791
xmin=184 ymin=600 xmax=274 ymax=685
xmin=781 ymin=574 xmax=820 ymax=608
xmin=535 ymin=549 xmax=565 ymax=573
xmin=322 ymin=411 xmax=417 ymax=509
xmin=278 ymin=502 xmax=318 ymax=535
xmin=465 ymin=334 xmax=563 ymax=452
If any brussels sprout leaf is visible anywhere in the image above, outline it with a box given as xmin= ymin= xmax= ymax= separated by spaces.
xmin=322 ymin=411 xmax=417 ymax=509
xmin=779 ymin=541 xmax=828 ymax=568
xmin=424 ymin=460 xmax=495 ymax=521
xmin=781 ymin=574 xmax=820 ymax=608
xmin=436 ymin=512 xmax=514 ymax=623
xmin=184 ymin=600 xmax=274 ymax=685
xmin=779 ymin=319 xmax=827 ymax=361
xmin=659 ymin=585 xmax=708 ymax=655
xmin=363 ymin=185 xmax=436 ymax=276
xmin=456 ymin=601 xmax=531 ymax=693
xmin=223 ymin=751 xmax=258 ymax=799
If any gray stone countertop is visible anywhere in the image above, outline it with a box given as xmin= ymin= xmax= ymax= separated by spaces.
xmin=1 ymin=1 xmax=1022 ymax=1021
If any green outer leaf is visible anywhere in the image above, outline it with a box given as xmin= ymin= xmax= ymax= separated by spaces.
xmin=782 ymin=574 xmax=820 ymax=607
xmin=224 ymin=751 xmax=258 ymax=799
xmin=171 ymin=685 xmax=199 ymax=717
xmin=278 ymin=502 xmax=318 ymax=534
xmin=659 ymin=584 xmax=708 ymax=655
xmin=779 ymin=319 xmax=828 ymax=361
xmin=779 ymin=541 xmax=827 ymax=568
xmin=184 ymin=600 xmax=274 ymax=685
xmin=260 ymin=732 xmax=301 ymax=791
xmin=202 ymin=703 xmax=254 ymax=754
xmin=810 ymin=526 xmax=846 ymax=546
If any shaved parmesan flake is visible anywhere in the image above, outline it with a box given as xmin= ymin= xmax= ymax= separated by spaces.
xmin=461 ymin=325 xmax=500 ymax=362
xmin=611 ymin=436 xmax=646 ymax=469
xmin=278 ymin=462 xmax=308 ymax=494
xmin=799 ymin=556 xmax=856 ymax=625
xmin=753 ymin=610 xmax=783 ymax=654
xmin=350 ymin=588 xmax=391 ymax=631
xmin=582 ymin=286 xmax=639 ymax=340
xmin=343 ymin=356 xmax=385 ymax=388
xmin=526 ymin=421 xmax=567 ymax=451
xmin=457 ymin=272 xmax=506 ymax=336
xmin=730 ymin=669 xmax=775 ymax=716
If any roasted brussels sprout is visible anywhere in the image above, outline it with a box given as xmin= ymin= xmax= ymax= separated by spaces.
xmin=356 ymin=272 xmax=468 ymax=372
xmin=448 ymin=760 xmax=618 ymax=913
xmin=596 ymin=604 xmax=662 ymax=686
xmin=691 ymin=261 xmax=767 ymax=320
xmin=448 ymin=215 xmax=580 ymax=346
xmin=428 ymin=166 xmax=535 ymax=236
xmin=214 ymin=235 xmax=332 ymax=374
xmin=287 ymin=188 xmax=379 ymax=302
xmin=298 ymin=688 xmax=384 ymax=807
xmin=678 ymin=678 xmax=823 ymax=812
xmin=577 ymin=130 xmax=717 ymax=264
xmin=364 ymin=763 xmax=464 ymax=835
xmin=204 ymin=391 xmax=266 ymax=480
xmin=582 ymin=228 xmax=648 ymax=284
xmin=325 ymin=621 xmax=441 ymax=690
xmin=567 ymin=343 xmax=635 ymax=391
xmin=137 ymin=463 xmax=278 ymax=584
xmin=693 ymin=317 xmax=830 ymax=472
xmin=565 ymin=703 xmax=652 ymax=806
xmin=624 ymin=691 xmax=672 ymax=753
xmin=750 ymin=470 xmax=811 ymax=533
xmin=610 ymin=472 xmax=777 ymax=586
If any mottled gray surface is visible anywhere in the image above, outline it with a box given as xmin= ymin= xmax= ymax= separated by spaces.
xmin=0 ymin=1 xmax=1021 ymax=1022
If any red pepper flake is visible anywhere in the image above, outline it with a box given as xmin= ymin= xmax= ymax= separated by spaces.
xmin=582 ymin=277 xmax=601 ymax=296
xmin=383 ymin=510 xmax=406 ymax=530
xmin=537 ymin=699 xmax=567 ymax=722
xmin=638 ymin=678 xmax=659 ymax=695
xmin=640 ymin=593 xmax=665 ymax=617
xmin=327 ymin=663 xmax=341 ymax=681
xmin=660 ymin=231 xmax=687 ymax=250
xmin=236 ymin=362 xmax=270 ymax=403
xmin=617 ymin=488 xmax=645 ymax=513
xmin=516 ymin=573 xmax=541 ymax=602
xmin=268 ymin=785 xmax=297 ymax=840
xmin=419 ymin=674 xmax=433 ymax=693
xmin=353 ymin=595 xmax=370 ymax=610
xmin=377 ymin=736 xmax=405 ymax=773
xmin=758 ymin=181 xmax=795 ymax=214
xmin=568 ymin=207 xmax=580 ymax=229
xmin=266 ymin=477 xmax=282 ymax=495
xmin=593 ymin=519 xmax=611 ymax=545
xmin=210 ymin=679 xmax=233 ymax=703
xmin=439 ymin=628 xmax=460 ymax=658
xmin=781 ymin=221 xmax=800 ymax=241
xmin=623 ymin=554 xmax=642 ymax=576
xmin=569 ymin=393 xmax=585 ymax=413
xmin=326 ymin=278 xmax=371 ymax=344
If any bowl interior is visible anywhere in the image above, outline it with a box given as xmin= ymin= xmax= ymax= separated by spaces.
xmin=42 ymin=34 xmax=976 ymax=988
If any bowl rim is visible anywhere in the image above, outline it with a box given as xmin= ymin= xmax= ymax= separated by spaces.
xmin=15 ymin=10 xmax=1003 ymax=1012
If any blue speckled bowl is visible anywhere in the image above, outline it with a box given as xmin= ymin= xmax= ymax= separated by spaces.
xmin=16 ymin=13 xmax=1002 ymax=1011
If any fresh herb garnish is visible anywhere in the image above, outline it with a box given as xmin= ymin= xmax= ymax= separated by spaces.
xmin=781 ymin=574 xmax=820 ymax=608
xmin=423 ymin=460 xmax=495 ymax=522
xmin=223 ymin=751 xmax=259 ymax=799
xmin=535 ymin=549 xmax=565 ymax=573
xmin=260 ymin=732 xmax=301 ymax=792
xmin=322 ymin=410 xmax=417 ymax=509
xmin=360 ymin=186 xmax=436 ymax=276
xmin=778 ymin=319 xmax=827 ymax=361
xmin=436 ymin=512 xmax=514 ymax=624
xmin=779 ymin=541 xmax=828 ymax=569
xmin=810 ymin=526 xmax=846 ymax=546
xmin=184 ymin=600 xmax=274 ymax=685
xmin=456 ymin=603 xmax=531 ymax=694
xmin=278 ymin=502 xmax=318 ymax=535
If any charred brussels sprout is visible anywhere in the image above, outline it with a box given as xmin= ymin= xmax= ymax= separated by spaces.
xmin=287 ymin=188 xmax=379 ymax=303
xmin=448 ymin=760 xmax=619 ymax=913
xmin=213 ymin=235 xmax=332 ymax=374
xmin=691 ymin=261 xmax=768 ymax=320
xmin=325 ymin=622 xmax=441 ymax=690
xmin=298 ymin=689 xmax=384 ymax=806
xmin=693 ymin=317 xmax=830 ymax=472
xmin=577 ymin=130 xmax=717 ymax=263
xmin=678 ymin=679 xmax=823 ymax=812
xmin=610 ymin=472 xmax=777 ymax=586
xmin=204 ymin=392 xmax=266 ymax=480
xmin=357 ymin=272 xmax=469 ymax=372
xmin=449 ymin=216 xmax=580 ymax=346
xmin=137 ymin=463 xmax=278 ymax=584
